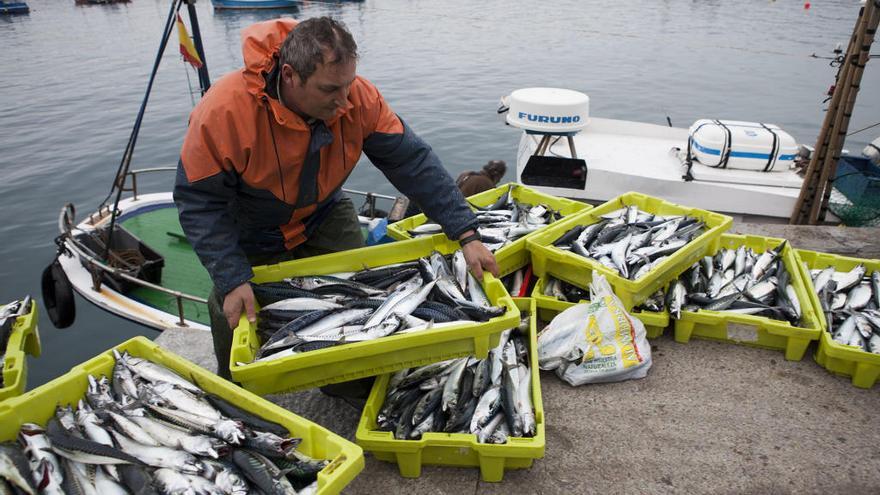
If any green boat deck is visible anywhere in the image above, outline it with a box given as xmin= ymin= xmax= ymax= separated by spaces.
xmin=121 ymin=206 xmax=212 ymax=325
xmin=119 ymin=204 xmax=373 ymax=327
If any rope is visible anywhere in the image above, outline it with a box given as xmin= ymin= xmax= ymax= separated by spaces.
xmin=848 ymin=120 xmax=880 ymax=136
xmin=97 ymin=0 xmax=183 ymax=210
xmin=100 ymin=0 xmax=184 ymax=261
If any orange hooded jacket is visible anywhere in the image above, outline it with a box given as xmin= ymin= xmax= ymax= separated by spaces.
xmin=174 ymin=18 xmax=477 ymax=295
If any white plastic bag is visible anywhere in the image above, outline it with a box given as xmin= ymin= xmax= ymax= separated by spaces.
xmin=537 ymin=274 xmax=652 ymax=385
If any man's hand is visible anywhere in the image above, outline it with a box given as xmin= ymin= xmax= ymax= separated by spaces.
xmin=223 ymin=283 xmax=256 ymax=329
xmin=459 ymin=230 xmax=499 ymax=280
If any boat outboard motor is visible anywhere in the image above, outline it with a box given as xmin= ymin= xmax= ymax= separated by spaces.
xmin=501 ymin=88 xmax=590 ymax=190
xmin=863 ymin=136 xmax=880 ymax=166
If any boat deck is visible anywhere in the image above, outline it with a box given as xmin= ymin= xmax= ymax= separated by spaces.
xmin=520 ymin=118 xmax=807 ymax=218
xmin=121 ymin=205 xmax=212 ymax=325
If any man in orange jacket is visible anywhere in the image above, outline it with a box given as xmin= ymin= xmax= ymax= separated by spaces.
xmin=174 ymin=17 xmax=497 ymax=386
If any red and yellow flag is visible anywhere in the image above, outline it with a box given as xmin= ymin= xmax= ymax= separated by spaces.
xmin=177 ymin=14 xmax=203 ymax=69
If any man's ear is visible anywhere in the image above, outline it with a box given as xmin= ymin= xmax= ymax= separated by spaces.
xmin=281 ymin=64 xmax=302 ymax=88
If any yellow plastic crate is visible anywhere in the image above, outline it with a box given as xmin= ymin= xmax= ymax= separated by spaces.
xmin=0 ymin=337 xmax=364 ymax=495
xmin=355 ymin=298 xmax=544 ymax=482
xmin=386 ymin=182 xmax=591 ymax=273
xmin=531 ymin=276 xmax=669 ymax=338
xmin=795 ymin=249 xmax=880 ymax=388
xmin=526 ymin=191 xmax=732 ymax=310
xmin=0 ymin=300 xmax=41 ymax=402
xmin=231 ymin=237 xmax=520 ymax=395
xmin=673 ymin=234 xmax=822 ymax=361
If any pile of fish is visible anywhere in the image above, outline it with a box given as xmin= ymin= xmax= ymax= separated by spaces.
xmin=375 ymin=318 xmax=535 ymax=443
xmin=405 ymin=185 xmax=563 ymax=252
xmin=541 ymin=276 xmax=665 ymax=313
xmin=552 ymin=206 xmax=706 ymax=280
xmin=539 ymin=277 xmax=590 ymax=305
xmin=0 ymin=350 xmax=327 ymax=495
xmin=248 ymin=250 xmax=506 ymax=364
xmin=664 ymin=242 xmax=804 ymax=326
xmin=806 ymin=264 xmax=880 ymax=352
xmin=0 ymin=296 xmax=31 ymax=388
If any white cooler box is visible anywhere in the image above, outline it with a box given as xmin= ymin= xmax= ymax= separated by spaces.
xmin=689 ymin=119 xmax=798 ymax=172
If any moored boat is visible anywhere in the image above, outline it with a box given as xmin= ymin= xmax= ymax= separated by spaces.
xmin=0 ymin=1 xmax=29 ymax=14
xmin=504 ymin=88 xmax=812 ymax=221
xmin=53 ymin=178 xmax=396 ymax=333
xmin=211 ymin=0 xmax=298 ymax=9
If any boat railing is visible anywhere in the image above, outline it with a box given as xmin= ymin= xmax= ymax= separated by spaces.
xmin=121 ymin=166 xmax=401 ymax=216
xmin=122 ymin=167 xmax=178 ymax=201
xmin=57 ymin=169 xmax=402 ymax=328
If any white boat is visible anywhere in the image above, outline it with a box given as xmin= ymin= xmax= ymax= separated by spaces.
xmin=506 ymin=88 xmax=811 ymax=221
xmin=51 ymin=176 xmax=397 ymax=333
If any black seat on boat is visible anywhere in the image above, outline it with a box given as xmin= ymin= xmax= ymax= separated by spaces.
xmin=521 ymin=155 xmax=588 ymax=190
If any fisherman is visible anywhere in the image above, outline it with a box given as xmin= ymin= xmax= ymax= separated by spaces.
xmin=456 ymin=160 xmax=507 ymax=197
xmin=173 ymin=17 xmax=498 ymax=391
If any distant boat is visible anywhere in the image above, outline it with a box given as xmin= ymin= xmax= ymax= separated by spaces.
xmin=211 ymin=0 xmax=298 ymax=9
xmin=75 ymin=0 xmax=131 ymax=5
xmin=0 ymin=1 xmax=29 ymax=14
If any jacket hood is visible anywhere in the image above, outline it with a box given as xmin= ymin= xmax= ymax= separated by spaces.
xmin=240 ymin=18 xmax=297 ymax=99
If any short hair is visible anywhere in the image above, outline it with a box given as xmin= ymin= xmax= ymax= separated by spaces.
xmin=279 ymin=17 xmax=358 ymax=82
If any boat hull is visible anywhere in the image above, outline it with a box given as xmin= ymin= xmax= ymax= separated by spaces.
xmin=0 ymin=2 xmax=29 ymax=14
xmin=515 ymin=117 xmax=809 ymax=220
xmin=60 ymin=193 xmax=211 ymax=332
xmin=211 ymin=0 xmax=298 ymax=9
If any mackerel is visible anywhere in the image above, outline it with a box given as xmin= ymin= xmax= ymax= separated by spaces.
xmin=441 ymin=359 xmax=469 ymax=412
xmin=118 ymin=353 xmax=202 ymax=393
xmin=0 ymin=443 xmax=36 ymax=495
xmin=109 ymin=430 xmax=201 ymax=473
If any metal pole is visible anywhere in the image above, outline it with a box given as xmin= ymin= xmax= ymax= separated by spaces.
xmin=567 ymin=135 xmax=578 ymax=159
xmin=184 ymin=0 xmax=211 ymax=95
xmin=815 ymin=2 xmax=880 ymax=222
xmin=102 ymin=0 xmax=183 ymax=260
xmin=790 ymin=3 xmax=866 ymax=224
xmin=177 ymin=296 xmax=188 ymax=327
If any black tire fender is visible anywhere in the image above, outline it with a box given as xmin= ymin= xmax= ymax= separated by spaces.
xmin=41 ymin=259 xmax=76 ymax=329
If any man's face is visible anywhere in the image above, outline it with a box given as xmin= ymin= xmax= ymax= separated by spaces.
xmin=282 ymin=51 xmax=356 ymax=121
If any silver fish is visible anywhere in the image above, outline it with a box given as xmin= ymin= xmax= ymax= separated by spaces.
xmin=832 ymin=264 xmax=866 ymax=293
xmin=109 ymin=431 xmax=202 ymax=474
xmin=846 ymin=284 xmax=872 ymax=310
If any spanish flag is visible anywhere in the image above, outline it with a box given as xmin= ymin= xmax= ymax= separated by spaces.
xmin=177 ymin=14 xmax=203 ymax=69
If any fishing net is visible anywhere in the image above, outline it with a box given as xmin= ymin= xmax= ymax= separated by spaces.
xmin=828 ymin=184 xmax=880 ymax=227
xmin=827 ymin=157 xmax=880 ymax=227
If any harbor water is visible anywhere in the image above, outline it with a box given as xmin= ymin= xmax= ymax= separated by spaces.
xmin=0 ymin=0 xmax=878 ymax=387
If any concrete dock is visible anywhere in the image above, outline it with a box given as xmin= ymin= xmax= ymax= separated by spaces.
xmin=155 ymin=224 xmax=880 ymax=493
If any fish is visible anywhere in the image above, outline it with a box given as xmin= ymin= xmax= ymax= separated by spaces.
xmin=375 ymin=322 xmax=535 ymax=444
xmin=805 ymin=264 xmax=880 ymax=356
xmin=248 ymin=249 xmax=506 ymax=363
xmin=0 ymin=443 xmax=36 ymax=495
xmin=832 ymin=264 xmax=866 ymax=293
xmin=408 ymin=187 xmax=565 ymax=252
xmin=10 ymin=352 xmax=327 ymax=494
xmin=667 ymin=244 xmax=802 ymax=326
xmin=441 ymin=358 xmax=469 ymax=413
xmin=555 ymin=207 xmax=705 ymax=280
